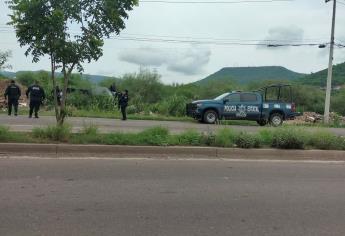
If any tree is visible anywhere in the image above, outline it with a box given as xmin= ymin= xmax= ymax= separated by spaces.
xmin=0 ymin=50 xmax=12 ymax=70
xmin=8 ymin=0 xmax=138 ymax=125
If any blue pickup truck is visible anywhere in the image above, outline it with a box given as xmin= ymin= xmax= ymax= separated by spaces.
xmin=186 ymin=84 xmax=300 ymax=126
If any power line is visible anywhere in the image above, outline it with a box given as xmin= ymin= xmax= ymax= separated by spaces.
xmin=0 ymin=28 xmax=330 ymax=44
xmin=110 ymin=35 xmax=331 ymax=47
xmin=1 ymin=30 xmax=343 ymax=48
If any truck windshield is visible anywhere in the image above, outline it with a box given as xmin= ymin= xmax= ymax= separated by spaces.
xmin=214 ymin=93 xmax=230 ymax=100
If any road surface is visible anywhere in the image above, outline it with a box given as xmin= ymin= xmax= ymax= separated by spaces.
xmin=1 ymin=114 xmax=345 ymax=135
xmin=1 ymin=157 xmax=345 ymax=236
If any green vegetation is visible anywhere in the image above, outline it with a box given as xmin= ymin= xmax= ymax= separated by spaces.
xmin=2 ymin=62 xmax=345 ymax=120
xmin=0 ymin=50 xmax=12 ymax=71
xmin=8 ymin=0 xmax=138 ymax=125
xmin=298 ymin=62 xmax=345 ymax=87
xmin=1 ymin=125 xmax=345 ymax=151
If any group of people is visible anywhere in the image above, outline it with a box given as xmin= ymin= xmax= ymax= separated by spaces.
xmin=4 ymin=80 xmax=129 ymax=120
xmin=4 ymin=80 xmax=45 ymax=118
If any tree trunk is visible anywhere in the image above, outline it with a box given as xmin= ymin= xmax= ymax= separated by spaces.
xmin=57 ymin=63 xmax=75 ymax=126
xmin=50 ymin=56 xmax=60 ymax=123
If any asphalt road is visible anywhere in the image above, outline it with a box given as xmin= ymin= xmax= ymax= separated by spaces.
xmin=1 ymin=158 xmax=345 ymax=236
xmin=1 ymin=114 xmax=345 ymax=135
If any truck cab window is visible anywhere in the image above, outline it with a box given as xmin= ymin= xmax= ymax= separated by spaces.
xmin=225 ymin=93 xmax=240 ymax=103
xmin=240 ymin=93 xmax=258 ymax=102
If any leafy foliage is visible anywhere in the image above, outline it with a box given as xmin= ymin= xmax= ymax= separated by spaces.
xmin=8 ymin=0 xmax=138 ymax=125
xmin=298 ymin=62 xmax=345 ymax=87
xmin=0 ymin=50 xmax=12 ymax=70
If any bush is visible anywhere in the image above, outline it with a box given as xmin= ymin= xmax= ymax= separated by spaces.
xmin=308 ymin=130 xmax=344 ymax=150
xmin=271 ymin=128 xmax=307 ymax=149
xmin=156 ymin=95 xmax=187 ymax=117
xmin=235 ymin=132 xmax=261 ymax=149
xmin=82 ymin=123 xmax=99 ymax=136
xmin=32 ymin=124 xmax=71 ymax=142
xmin=138 ymin=126 xmax=170 ymax=146
xmin=175 ymin=129 xmax=202 ymax=145
xmin=258 ymin=129 xmax=274 ymax=146
xmin=214 ymin=128 xmax=236 ymax=147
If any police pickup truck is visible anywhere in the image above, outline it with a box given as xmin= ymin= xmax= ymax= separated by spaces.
xmin=186 ymin=84 xmax=300 ymax=126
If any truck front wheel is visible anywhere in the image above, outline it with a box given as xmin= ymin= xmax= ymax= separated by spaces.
xmin=203 ymin=110 xmax=218 ymax=124
xmin=269 ymin=113 xmax=283 ymax=127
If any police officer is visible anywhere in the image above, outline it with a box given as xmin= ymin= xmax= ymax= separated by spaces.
xmin=119 ymin=90 xmax=129 ymax=120
xmin=26 ymin=80 xmax=45 ymax=118
xmin=4 ymin=80 xmax=21 ymax=116
xmin=109 ymin=83 xmax=117 ymax=97
xmin=52 ymin=85 xmax=62 ymax=106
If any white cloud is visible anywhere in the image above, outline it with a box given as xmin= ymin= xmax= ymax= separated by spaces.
xmin=119 ymin=46 xmax=211 ymax=75
xmin=259 ymin=25 xmax=304 ymax=50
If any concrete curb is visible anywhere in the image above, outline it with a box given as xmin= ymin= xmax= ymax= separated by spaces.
xmin=0 ymin=143 xmax=345 ymax=160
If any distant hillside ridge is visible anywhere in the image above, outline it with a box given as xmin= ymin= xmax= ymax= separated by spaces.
xmin=298 ymin=62 xmax=345 ymax=87
xmin=196 ymin=66 xmax=306 ymax=85
xmin=0 ymin=70 xmax=112 ymax=84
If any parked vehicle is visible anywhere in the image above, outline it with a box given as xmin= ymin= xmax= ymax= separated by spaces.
xmin=186 ymin=84 xmax=301 ymax=126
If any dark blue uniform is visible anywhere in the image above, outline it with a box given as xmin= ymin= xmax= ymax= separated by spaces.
xmin=119 ymin=92 xmax=129 ymax=120
xmin=26 ymin=84 xmax=45 ymax=118
xmin=4 ymin=82 xmax=21 ymax=116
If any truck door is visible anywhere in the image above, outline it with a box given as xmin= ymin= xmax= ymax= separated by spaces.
xmin=238 ymin=93 xmax=261 ymax=120
xmin=223 ymin=93 xmax=240 ymax=119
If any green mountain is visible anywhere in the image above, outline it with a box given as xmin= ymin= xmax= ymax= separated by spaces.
xmin=298 ymin=62 xmax=345 ymax=87
xmin=196 ymin=66 xmax=306 ymax=85
xmin=0 ymin=70 xmax=112 ymax=84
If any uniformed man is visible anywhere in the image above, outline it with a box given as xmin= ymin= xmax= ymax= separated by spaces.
xmin=26 ymin=80 xmax=45 ymax=118
xmin=4 ymin=80 xmax=21 ymax=116
xmin=51 ymin=85 xmax=62 ymax=106
xmin=109 ymin=83 xmax=117 ymax=97
xmin=119 ymin=90 xmax=129 ymax=120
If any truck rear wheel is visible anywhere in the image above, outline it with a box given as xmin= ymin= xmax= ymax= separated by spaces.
xmin=269 ymin=113 xmax=283 ymax=127
xmin=203 ymin=110 xmax=218 ymax=124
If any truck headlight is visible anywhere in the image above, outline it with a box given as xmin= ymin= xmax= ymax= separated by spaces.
xmin=196 ymin=103 xmax=203 ymax=108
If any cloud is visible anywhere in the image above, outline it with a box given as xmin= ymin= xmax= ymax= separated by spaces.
xmin=119 ymin=46 xmax=211 ymax=75
xmin=167 ymin=47 xmax=211 ymax=75
xmin=119 ymin=47 xmax=168 ymax=66
xmin=259 ymin=25 xmax=304 ymax=50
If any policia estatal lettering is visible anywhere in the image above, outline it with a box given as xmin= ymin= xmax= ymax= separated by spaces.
xmin=26 ymin=81 xmax=45 ymax=118
xmin=4 ymin=80 xmax=21 ymax=116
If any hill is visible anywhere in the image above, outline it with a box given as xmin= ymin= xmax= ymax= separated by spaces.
xmin=196 ymin=66 xmax=305 ymax=85
xmin=0 ymin=70 xmax=112 ymax=84
xmin=298 ymin=62 xmax=345 ymax=87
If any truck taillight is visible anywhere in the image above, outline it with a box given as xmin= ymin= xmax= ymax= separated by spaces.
xmin=291 ymin=103 xmax=296 ymax=112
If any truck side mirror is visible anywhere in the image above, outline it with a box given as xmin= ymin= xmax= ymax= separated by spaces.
xmin=223 ymin=99 xmax=229 ymax=104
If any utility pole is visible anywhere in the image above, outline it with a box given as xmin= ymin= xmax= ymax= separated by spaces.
xmin=324 ymin=0 xmax=336 ymax=123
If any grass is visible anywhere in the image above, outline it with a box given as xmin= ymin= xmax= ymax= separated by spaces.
xmin=2 ymin=107 xmax=345 ymax=128
xmin=0 ymin=125 xmax=344 ymax=151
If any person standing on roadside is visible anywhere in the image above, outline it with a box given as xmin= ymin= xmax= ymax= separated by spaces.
xmin=4 ymin=80 xmax=21 ymax=116
xmin=52 ymin=85 xmax=62 ymax=106
xmin=109 ymin=83 xmax=117 ymax=98
xmin=119 ymin=90 xmax=129 ymax=120
xmin=26 ymin=80 xmax=45 ymax=118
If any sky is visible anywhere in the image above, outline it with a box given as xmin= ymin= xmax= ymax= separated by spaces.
xmin=1 ymin=0 xmax=345 ymax=84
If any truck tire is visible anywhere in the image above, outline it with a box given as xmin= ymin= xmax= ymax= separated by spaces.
xmin=257 ymin=120 xmax=267 ymax=126
xmin=269 ymin=113 xmax=283 ymax=127
xmin=203 ymin=110 xmax=218 ymax=124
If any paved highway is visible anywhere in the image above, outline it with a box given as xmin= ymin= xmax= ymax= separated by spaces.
xmin=1 ymin=158 xmax=345 ymax=236
xmin=1 ymin=114 xmax=345 ymax=135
